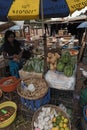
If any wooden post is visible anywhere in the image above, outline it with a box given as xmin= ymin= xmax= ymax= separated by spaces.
xmin=43 ymin=34 xmax=47 ymax=74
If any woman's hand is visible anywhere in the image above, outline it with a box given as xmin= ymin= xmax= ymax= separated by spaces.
xmin=13 ymin=54 xmax=19 ymax=62
xmin=18 ymin=50 xmax=24 ymax=59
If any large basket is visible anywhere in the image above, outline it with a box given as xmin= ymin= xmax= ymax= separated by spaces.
xmin=17 ymin=77 xmax=48 ymax=100
xmin=31 ymin=104 xmax=71 ymax=130
xmin=17 ymin=78 xmax=50 ymax=111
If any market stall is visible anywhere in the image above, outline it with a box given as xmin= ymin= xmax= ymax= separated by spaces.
xmin=0 ymin=0 xmax=87 ymax=130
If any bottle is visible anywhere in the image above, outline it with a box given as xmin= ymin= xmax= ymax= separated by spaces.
xmin=21 ymin=81 xmax=27 ymax=89
xmin=68 ymin=36 xmax=75 ymax=49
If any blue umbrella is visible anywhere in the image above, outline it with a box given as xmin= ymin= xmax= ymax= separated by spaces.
xmin=0 ymin=0 xmax=87 ymax=21
xmin=77 ymin=22 xmax=87 ymax=29
xmin=0 ymin=0 xmax=13 ymax=21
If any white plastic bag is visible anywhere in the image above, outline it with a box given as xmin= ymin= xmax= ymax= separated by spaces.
xmin=45 ymin=70 xmax=76 ymax=90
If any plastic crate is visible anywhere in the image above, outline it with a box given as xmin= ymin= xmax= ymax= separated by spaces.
xmin=21 ymin=89 xmax=50 ymax=111
xmin=50 ymin=88 xmax=74 ymax=108
xmin=50 ymin=88 xmax=74 ymax=98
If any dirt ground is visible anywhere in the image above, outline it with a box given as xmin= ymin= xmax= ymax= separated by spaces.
xmin=0 ymin=62 xmax=87 ymax=130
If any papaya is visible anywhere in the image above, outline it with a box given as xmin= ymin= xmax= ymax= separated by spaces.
xmin=61 ymin=51 xmax=71 ymax=64
xmin=57 ymin=62 xmax=65 ymax=72
xmin=64 ymin=65 xmax=73 ymax=77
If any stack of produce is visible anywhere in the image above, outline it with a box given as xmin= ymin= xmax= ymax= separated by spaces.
xmin=33 ymin=106 xmax=70 ymax=130
xmin=57 ymin=51 xmax=76 ymax=77
xmin=23 ymin=57 xmax=44 ymax=73
xmin=47 ymin=52 xmax=60 ymax=70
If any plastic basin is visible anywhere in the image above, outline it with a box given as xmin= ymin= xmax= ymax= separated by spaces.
xmin=0 ymin=101 xmax=17 ymax=128
xmin=0 ymin=76 xmax=21 ymax=92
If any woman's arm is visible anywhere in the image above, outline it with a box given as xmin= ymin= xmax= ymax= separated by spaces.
xmin=3 ymin=51 xmax=19 ymax=62
xmin=3 ymin=51 xmax=14 ymax=59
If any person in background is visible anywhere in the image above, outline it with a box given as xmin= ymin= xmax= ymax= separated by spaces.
xmin=44 ymin=23 xmax=49 ymax=35
xmin=3 ymin=30 xmax=23 ymax=78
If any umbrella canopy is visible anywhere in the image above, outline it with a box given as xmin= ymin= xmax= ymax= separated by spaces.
xmin=0 ymin=0 xmax=87 ymax=21
xmin=77 ymin=21 xmax=87 ymax=28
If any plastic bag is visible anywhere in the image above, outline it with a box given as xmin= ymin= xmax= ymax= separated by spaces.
xmin=45 ymin=70 xmax=76 ymax=90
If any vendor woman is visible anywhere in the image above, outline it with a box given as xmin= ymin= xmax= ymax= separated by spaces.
xmin=3 ymin=30 xmax=23 ymax=78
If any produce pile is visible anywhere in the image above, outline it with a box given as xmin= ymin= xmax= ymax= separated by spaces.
xmin=57 ymin=51 xmax=76 ymax=77
xmin=47 ymin=52 xmax=60 ymax=70
xmin=23 ymin=57 xmax=44 ymax=73
xmin=33 ymin=106 xmax=70 ymax=130
xmin=2 ymin=79 xmax=14 ymax=85
xmin=0 ymin=106 xmax=15 ymax=122
xmin=0 ymin=90 xmax=2 ymax=98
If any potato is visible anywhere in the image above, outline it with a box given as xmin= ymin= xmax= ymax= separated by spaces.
xmin=47 ymin=57 xmax=50 ymax=63
xmin=54 ymin=64 xmax=57 ymax=69
xmin=51 ymin=53 xmax=55 ymax=58
xmin=55 ymin=53 xmax=60 ymax=59
xmin=48 ymin=52 xmax=52 ymax=58
xmin=50 ymin=57 xmax=56 ymax=64
xmin=54 ymin=55 xmax=57 ymax=60
xmin=50 ymin=64 xmax=55 ymax=70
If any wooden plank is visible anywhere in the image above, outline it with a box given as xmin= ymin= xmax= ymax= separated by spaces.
xmin=78 ymin=32 xmax=86 ymax=62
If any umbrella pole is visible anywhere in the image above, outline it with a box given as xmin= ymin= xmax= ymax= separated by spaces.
xmin=41 ymin=0 xmax=47 ymax=74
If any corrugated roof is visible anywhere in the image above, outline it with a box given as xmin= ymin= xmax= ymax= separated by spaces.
xmin=0 ymin=22 xmax=15 ymax=32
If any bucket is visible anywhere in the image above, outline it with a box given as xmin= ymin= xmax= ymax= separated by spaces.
xmin=21 ymin=89 xmax=50 ymax=111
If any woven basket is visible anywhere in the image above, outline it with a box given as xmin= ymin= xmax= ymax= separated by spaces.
xmin=31 ymin=104 xmax=71 ymax=130
xmin=17 ymin=78 xmax=48 ymax=100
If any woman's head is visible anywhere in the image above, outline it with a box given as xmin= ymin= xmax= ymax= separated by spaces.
xmin=4 ymin=30 xmax=15 ymax=43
